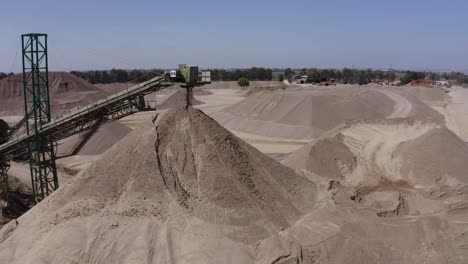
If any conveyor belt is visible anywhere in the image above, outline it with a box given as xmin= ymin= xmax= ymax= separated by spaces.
xmin=0 ymin=75 xmax=176 ymax=158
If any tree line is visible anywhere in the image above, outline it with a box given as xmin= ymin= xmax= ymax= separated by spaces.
xmin=284 ymin=68 xmax=468 ymax=86
xmin=70 ymin=69 xmax=164 ymax=84
xmin=285 ymin=67 xmax=398 ymax=85
xmin=208 ymin=67 xmax=273 ymax=81
xmin=0 ymin=72 xmax=14 ymax=80
xmin=67 ymin=67 xmax=274 ymax=83
xmin=2 ymin=67 xmax=468 ymax=87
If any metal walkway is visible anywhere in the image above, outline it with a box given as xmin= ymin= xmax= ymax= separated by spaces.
xmin=0 ymin=75 xmax=175 ymax=159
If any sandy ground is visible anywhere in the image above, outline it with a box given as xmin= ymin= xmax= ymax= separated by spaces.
xmin=4 ymin=80 xmax=468 ymax=263
xmin=377 ymin=89 xmax=413 ymax=118
xmin=194 ymin=88 xmax=245 ymax=113
xmin=2 ymin=83 xmax=450 ymax=186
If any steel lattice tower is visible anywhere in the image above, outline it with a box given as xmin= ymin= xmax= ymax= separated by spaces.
xmin=22 ymin=33 xmax=58 ymax=202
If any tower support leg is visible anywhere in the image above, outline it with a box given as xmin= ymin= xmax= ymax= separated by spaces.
xmin=28 ymin=138 xmax=58 ymax=203
xmin=21 ymin=33 xmax=59 ymax=203
xmin=0 ymin=157 xmax=10 ymax=199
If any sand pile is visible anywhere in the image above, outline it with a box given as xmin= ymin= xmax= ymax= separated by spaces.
xmin=95 ymin=83 xmax=129 ymax=95
xmin=285 ymin=119 xmax=468 ymax=189
xmin=0 ymin=107 xmax=316 ymax=263
xmin=284 ymin=134 xmax=356 ymax=181
xmin=156 ymin=90 xmax=204 ymax=109
xmin=212 ymin=87 xmax=395 ymax=139
xmin=0 ymin=72 xmax=108 ymax=115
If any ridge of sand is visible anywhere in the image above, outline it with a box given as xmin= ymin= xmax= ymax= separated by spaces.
xmin=0 ymin=107 xmax=316 ymax=264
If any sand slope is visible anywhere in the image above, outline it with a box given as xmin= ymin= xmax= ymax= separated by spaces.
xmin=0 ymin=107 xmax=316 ymax=264
xmin=57 ymin=121 xmax=132 ymax=156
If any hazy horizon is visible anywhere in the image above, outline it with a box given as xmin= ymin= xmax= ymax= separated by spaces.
xmin=1 ymin=0 xmax=467 ymax=72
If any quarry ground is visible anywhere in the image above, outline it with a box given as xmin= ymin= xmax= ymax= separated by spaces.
xmin=3 ymin=79 xmax=468 ymax=263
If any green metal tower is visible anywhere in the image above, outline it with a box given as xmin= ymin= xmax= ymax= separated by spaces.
xmin=21 ymin=33 xmax=58 ymax=203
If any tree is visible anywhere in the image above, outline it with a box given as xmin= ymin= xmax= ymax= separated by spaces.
xmin=278 ymin=73 xmax=284 ymax=82
xmin=284 ymin=68 xmax=295 ymax=82
xmin=237 ymin=78 xmax=250 ymax=89
xmin=400 ymin=71 xmax=426 ymax=85
xmin=307 ymin=68 xmax=321 ymax=83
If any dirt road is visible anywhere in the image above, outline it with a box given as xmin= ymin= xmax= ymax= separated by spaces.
xmin=378 ymin=89 xmax=413 ymax=119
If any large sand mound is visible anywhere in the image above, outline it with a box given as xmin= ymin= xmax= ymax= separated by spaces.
xmin=0 ymin=107 xmax=316 ymax=263
xmin=0 ymin=72 xmax=108 ymax=115
xmin=212 ymin=85 xmax=445 ymax=140
xmin=212 ymin=87 xmax=395 ymax=139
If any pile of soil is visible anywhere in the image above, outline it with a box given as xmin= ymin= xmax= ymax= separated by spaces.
xmin=0 ymin=107 xmax=316 ymax=263
xmin=0 ymin=72 xmax=108 ymax=115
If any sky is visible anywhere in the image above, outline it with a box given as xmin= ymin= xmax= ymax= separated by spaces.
xmin=0 ymin=0 xmax=467 ymax=72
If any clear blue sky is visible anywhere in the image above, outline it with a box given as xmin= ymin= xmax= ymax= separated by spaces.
xmin=1 ymin=0 xmax=467 ymax=72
